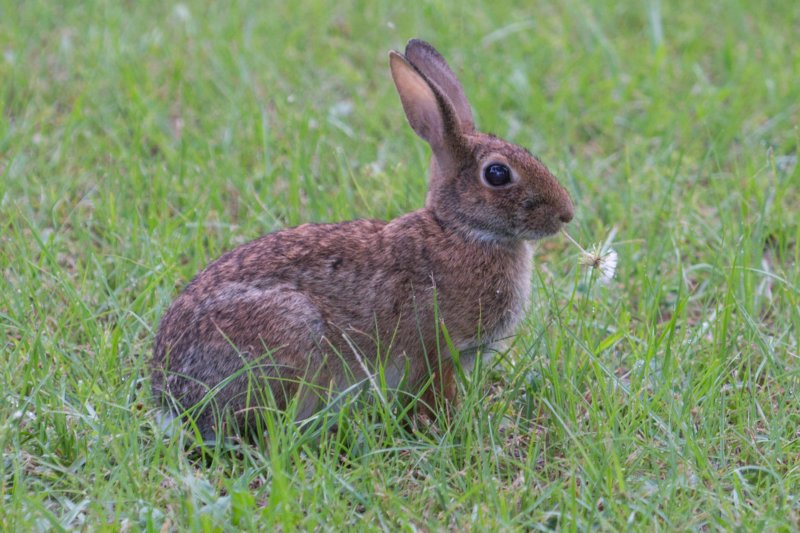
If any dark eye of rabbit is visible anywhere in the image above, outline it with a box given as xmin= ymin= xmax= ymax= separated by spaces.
xmin=484 ymin=163 xmax=512 ymax=187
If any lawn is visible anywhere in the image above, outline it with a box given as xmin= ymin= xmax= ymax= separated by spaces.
xmin=1 ymin=0 xmax=799 ymax=530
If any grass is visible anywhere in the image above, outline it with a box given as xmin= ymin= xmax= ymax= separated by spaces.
xmin=1 ymin=0 xmax=799 ymax=529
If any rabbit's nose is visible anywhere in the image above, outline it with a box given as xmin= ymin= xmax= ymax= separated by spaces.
xmin=559 ymin=199 xmax=574 ymax=223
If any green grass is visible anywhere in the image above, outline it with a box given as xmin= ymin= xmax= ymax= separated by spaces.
xmin=2 ymin=0 xmax=799 ymax=529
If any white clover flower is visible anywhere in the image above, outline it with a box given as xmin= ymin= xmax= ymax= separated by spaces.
xmin=579 ymin=244 xmax=618 ymax=283
xmin=562 ymin=227 xmax=619 ymax=284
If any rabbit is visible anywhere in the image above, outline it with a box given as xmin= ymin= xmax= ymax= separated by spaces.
xmin=151 ymin=38 xmax=574 ymax=439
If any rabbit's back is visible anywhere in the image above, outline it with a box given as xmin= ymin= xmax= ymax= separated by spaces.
xmin=152 ymin=219 xmax=394 ymax=430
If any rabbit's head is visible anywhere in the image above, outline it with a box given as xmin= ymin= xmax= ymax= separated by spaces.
xmin=391 ymin=39 xmax=573 ymax=242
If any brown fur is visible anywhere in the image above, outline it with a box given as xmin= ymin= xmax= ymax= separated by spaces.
xmin=151 ymin=39 xmax=573 ymax=437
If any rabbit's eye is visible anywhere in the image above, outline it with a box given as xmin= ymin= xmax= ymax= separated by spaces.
xmin=484 ymin=163 xmax=512 ymax=187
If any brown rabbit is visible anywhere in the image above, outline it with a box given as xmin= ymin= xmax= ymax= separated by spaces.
xmin=151 ymin=39 xmax=574 ymax=438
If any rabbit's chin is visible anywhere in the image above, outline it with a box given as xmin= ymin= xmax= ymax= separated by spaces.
xmin=462 ymin=225 xmax=562 ymax=244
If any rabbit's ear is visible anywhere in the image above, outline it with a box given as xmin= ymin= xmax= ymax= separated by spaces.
xmin=390 ymin=51 xmax=462 ymax=164
xmin=404 ymin=39 xmax=474 ymax=132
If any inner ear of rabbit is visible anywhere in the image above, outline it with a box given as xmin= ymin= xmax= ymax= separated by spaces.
xmin=389 ymin=51 xmax=465 ymax=175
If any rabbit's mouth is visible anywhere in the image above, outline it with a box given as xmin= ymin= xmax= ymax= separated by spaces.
xmin=518 ymin=207 xmax=570 ymax=241
xmin=519 ymin=224 xmax=563 ymax=241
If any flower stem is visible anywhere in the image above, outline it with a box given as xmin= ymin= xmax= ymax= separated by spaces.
xmin=561 ymin=228 xmax=587 ymax=254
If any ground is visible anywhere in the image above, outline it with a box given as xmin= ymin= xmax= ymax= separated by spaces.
xmin=1 ymin=0 xmax=799 ymax=530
